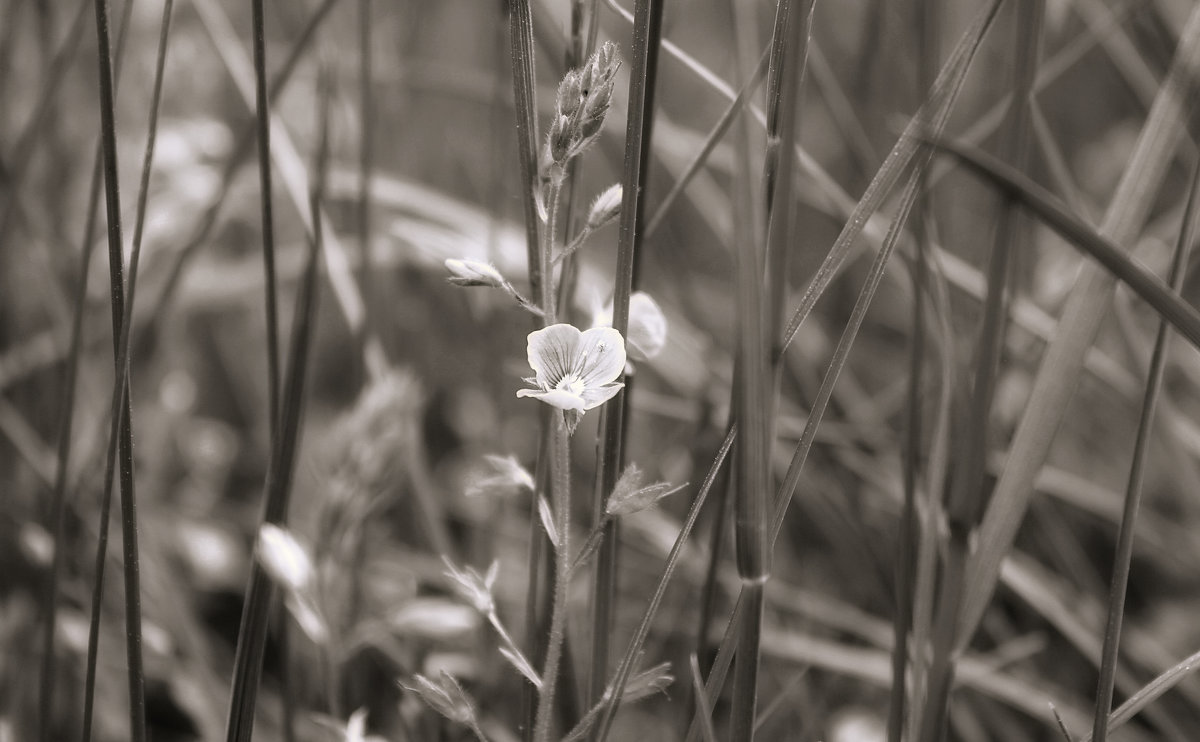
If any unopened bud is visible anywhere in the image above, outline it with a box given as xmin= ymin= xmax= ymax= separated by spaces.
xmin=586 ymin=184 xmax=622 ymax=230
xmin=445 ymin=258 xmax=505 ymax=288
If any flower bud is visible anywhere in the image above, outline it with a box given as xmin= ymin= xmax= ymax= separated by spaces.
xmin=444 ymin=258 xmax=505 ymax=288
xmin=586 ymin=184 xmax=622 ymax=230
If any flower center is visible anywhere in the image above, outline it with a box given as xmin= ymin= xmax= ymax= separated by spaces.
xmin=554 ymin=374 xmax=586 ymax=396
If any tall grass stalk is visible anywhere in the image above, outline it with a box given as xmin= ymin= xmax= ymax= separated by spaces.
xmin=727 ymin=0 xmax=770 ymax=733
xmin=1091 ymin=163 xmax=1200 ymax=742
xmin=644 ymin=47 xmax=769 ymax=238
xmin=224 ymin=82 xmax=327 ymax=741
xmin=889 ymin=4 xmax=939 ymax=738
xmin=36 ymin=6 xmax=111 ymax=734
xmin=683 ymin=6 xmax=1000 ymax=738
xmin=957 ymin=4 xmax=1200 ymax=645
xmin=921 ymin=4 xmax=1043 ymax=738
xmin=689 ymin=156 xmax=949 ymax=742
xmin=250 ymin=0 xmax=281 ymax=433
xmin=224 ymin=24 xmax=330 ymax=742
xmin=78 ymin=0 xmax=158 ymax=736
xmin=777 ymin=0 xmax=1004 ymax=357
xmin=507 ymin=0 xmax=542 ymax=307
xmin=763 ymin=0 xmax=814 ymax=351
xmin=503 ymin=3 xmax=552 ymax=737
xmin=590 ymin=426 xmax=735 ymax=742
xmin=586 ymin=0 xmax=663 ymax=727
xmin=145 ymin=0 xmax=339 ymax=325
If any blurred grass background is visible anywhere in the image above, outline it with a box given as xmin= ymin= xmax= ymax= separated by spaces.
xmin=2 ymin=0 xmax=1200 ymax=740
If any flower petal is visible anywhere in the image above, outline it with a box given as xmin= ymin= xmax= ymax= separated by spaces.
xmin=526 ymin=324 xmax=581 ymax=388
xmin=575 ymin=326 xmax=626 ymax=388
xmin=579 ymin=381 xmax=624 ymax=410
xmin=627 ymin=293 xmax=667 ymax=361
xmin=517 ymin=387 xmax=588 ymax=411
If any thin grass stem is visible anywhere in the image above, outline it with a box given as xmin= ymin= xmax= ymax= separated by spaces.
xmin=591 ymin=425 xmax=735 ymax=742
xmin=224 ymin=91 xmax=326 ymax=740
xmin=144 ymin=0 xmax=339 ymax=326
xmin=1091 ymin=161 xmax=1200 ymax=742
xmin=81 ymin=0 xmax=153 ymax=736
xmin=888 ymin=5 xmax=938 ymax=737
xmin=922 ymin=5 xmax=1044 ymax=737
xmin=586 ymin=0 xmax=663 ymax=727
xmin=250 ymin=0 xmax=280 ymax=434
xmin=727 ymin=0 xmax=770 ymax=733
xmin=957 ymin=3 xmax=1200 ymax=646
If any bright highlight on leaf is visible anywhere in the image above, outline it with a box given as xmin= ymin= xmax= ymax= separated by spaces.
xmin=516 ymin=324 xmax=626 ymax=413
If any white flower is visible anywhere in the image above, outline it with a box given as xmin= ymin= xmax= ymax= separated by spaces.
xmin=516 ymin=324 xmax=626 ymax=412
xmin=592 ymin=292 xmax=667 ymax=363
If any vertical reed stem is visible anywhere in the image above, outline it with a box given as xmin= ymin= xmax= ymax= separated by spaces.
xmin=86 ymin=0 xmax=146 ymax=736
xmin=1092 ymin=162 xmax=1200 ymax=742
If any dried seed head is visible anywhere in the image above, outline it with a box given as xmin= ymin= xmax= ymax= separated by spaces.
xmin=605 ymin=463 xmax=684 ymax=516
xmin=621 ymin=661 xmax=674 ymax=703
xmin=443 ymin=557 xmax=499 ymax=616
xmin=466 ymin=454 xmax=535 ymax=498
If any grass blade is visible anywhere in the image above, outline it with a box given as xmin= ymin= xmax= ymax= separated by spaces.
xmin=957 ymin=2 xmax=1200 ymax=645
xmin=777 ymin=0 xmax=1004 ymax=358
xmin=728 ymin=0 xmax=770 ymax=734
xmin=145 ymin=0 xmax=340 ymax=326
xmin=921 ymin=4 xmax=1045 ymax=737
xmin=78 ymin=0 xmax=156 ymax=736
xmin=1084 ymin=647 xmax=1200 ymax=742
xmin=587 ymin=0 xmax=664 ymax=722
xmin=225 ymin=74 xmax=327 ymax=742
xmin=507 ymin=0 xmax=542 ymax=308
xmin=689 ymin=654 xmax=719 ymax=742
xmin=192 ymin=0 xmax=385 ymax=380
xmin=1091 ymin=162 xmax=1200 ymax=742
xmin=250 ymin=0 xmax=280 ymax=432
xmin=644 ymin=46 xmax=770 ymax=238
xmin=928 ymin=136 xmax=1200 ymax=351
xmin=591 ymin=425 xmax=735 ymax=742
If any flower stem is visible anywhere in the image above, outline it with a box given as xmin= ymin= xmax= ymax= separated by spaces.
xmin=534 ymin=415 xmax=572 ymax=742
xmin=542 ymin=175 xmax=564 ymax=322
